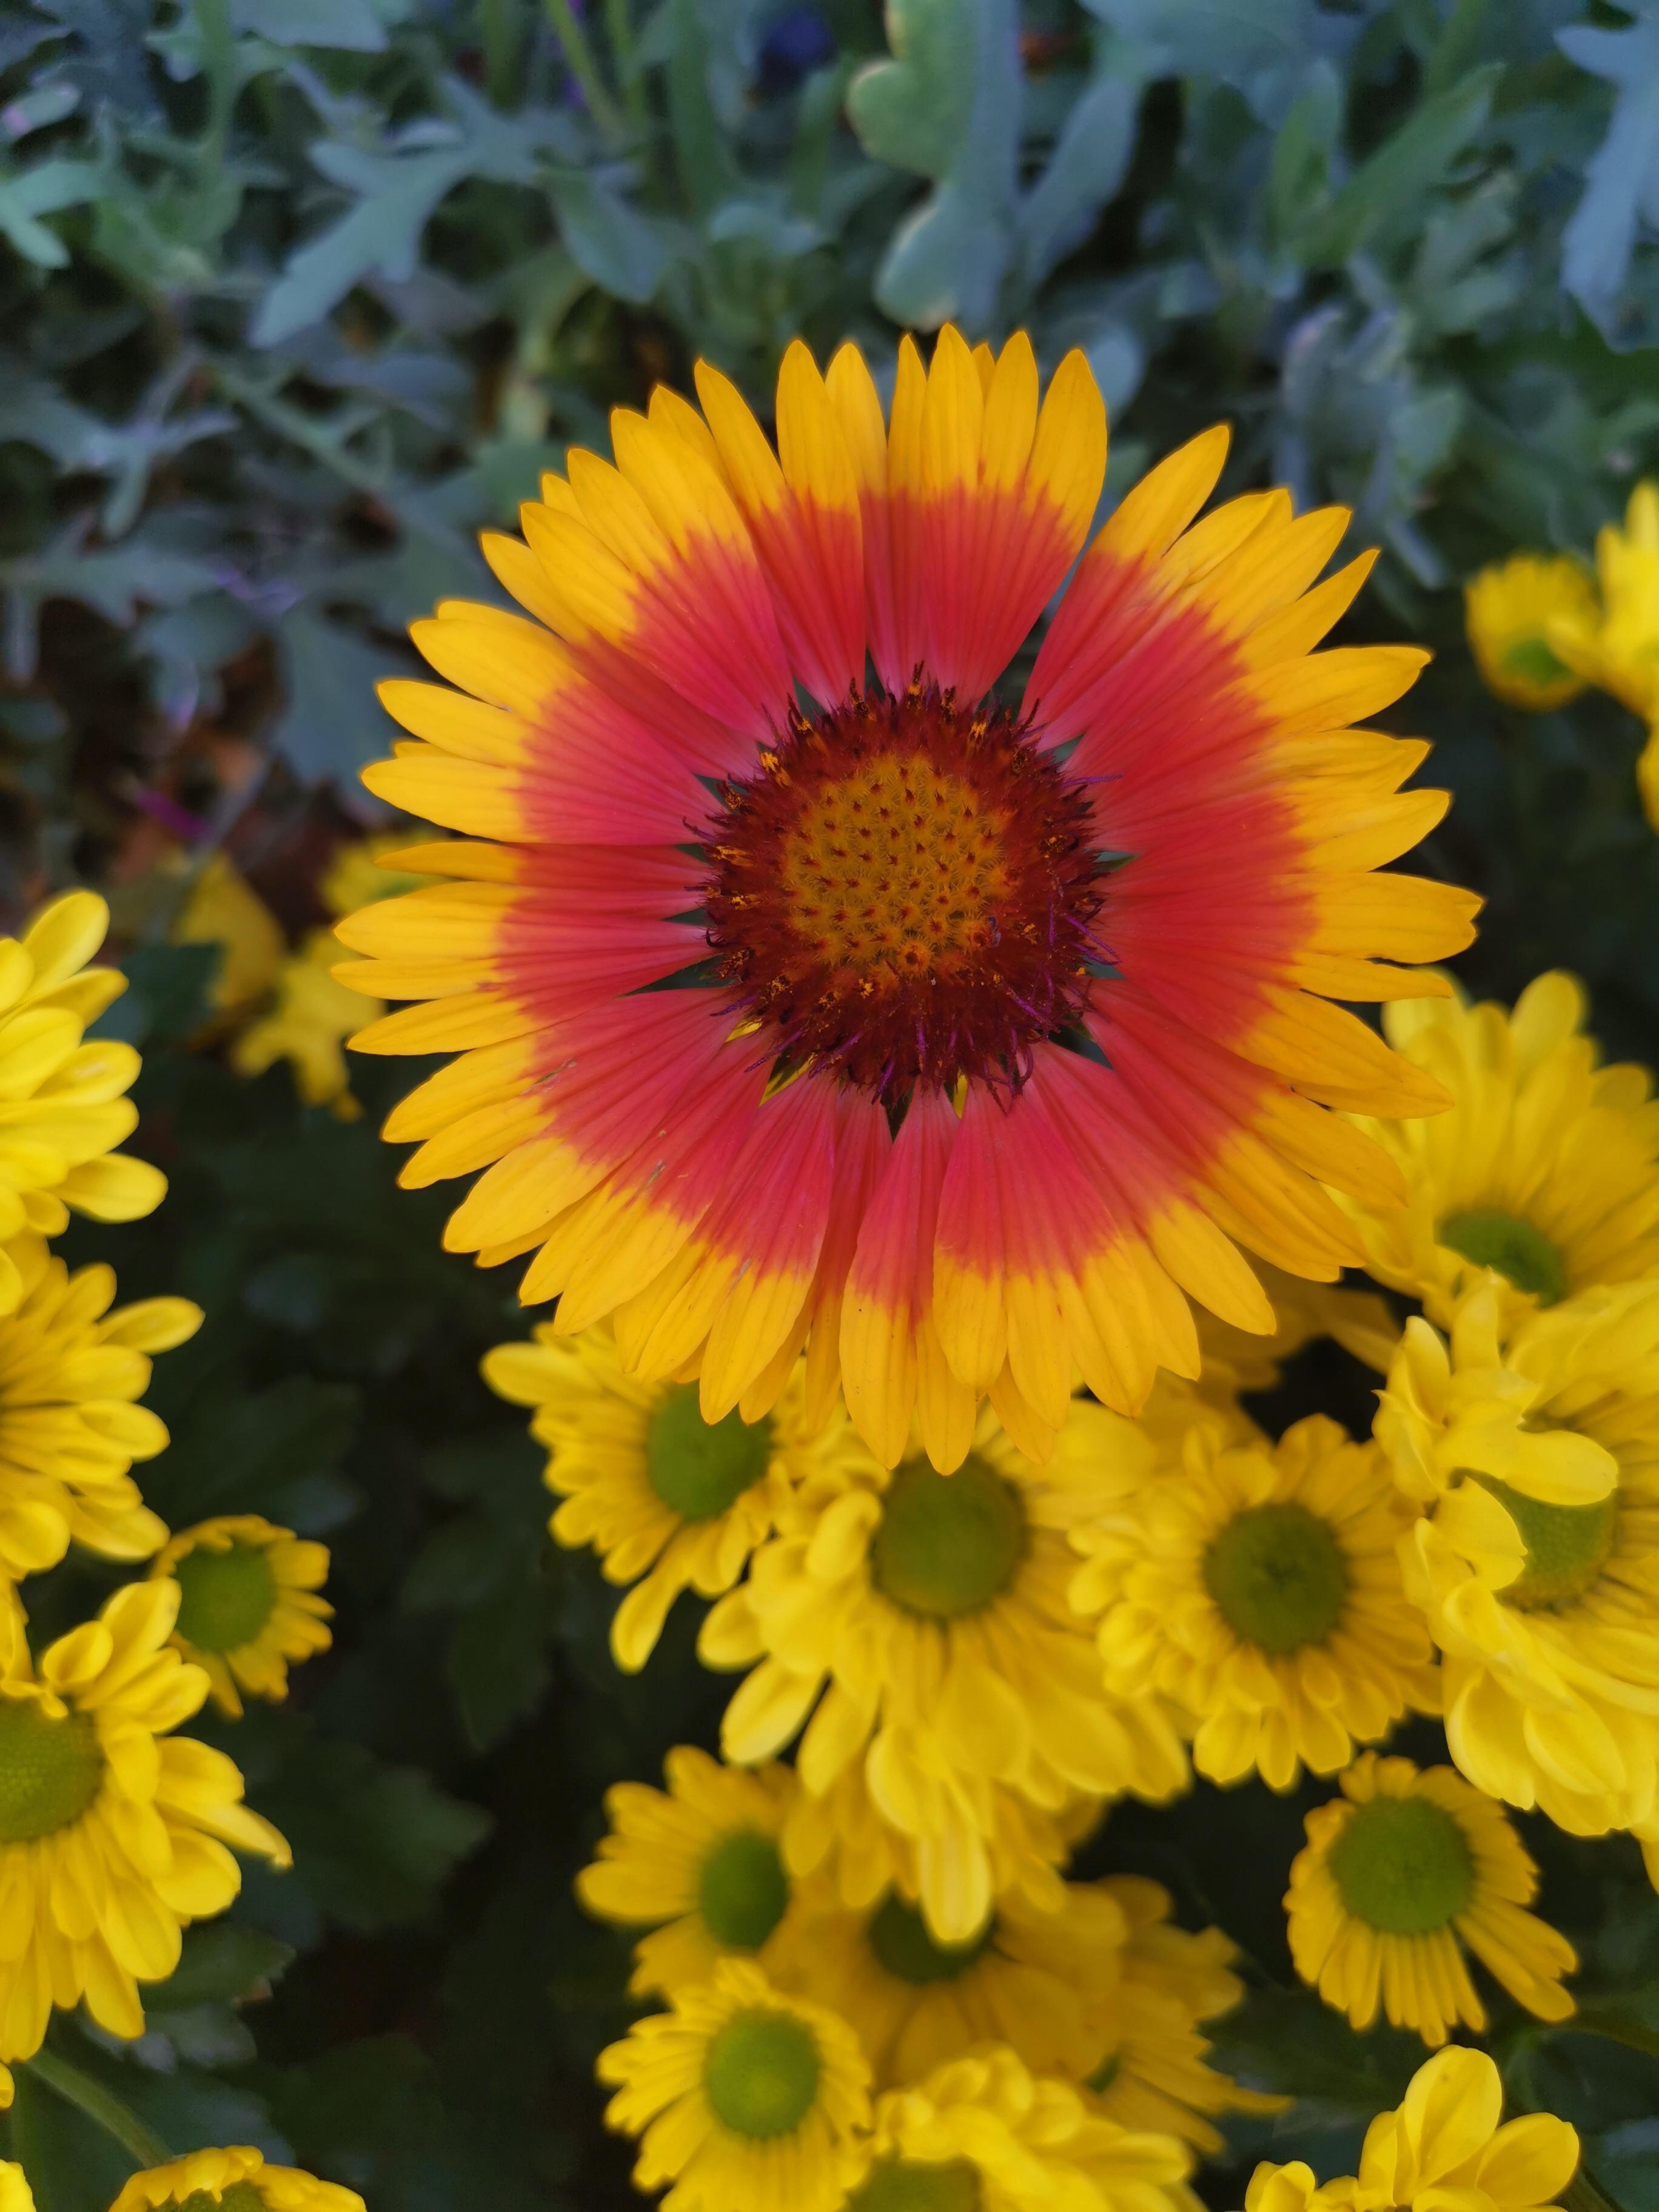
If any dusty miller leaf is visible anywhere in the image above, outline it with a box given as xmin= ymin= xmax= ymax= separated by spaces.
xmin=1559 ymin=2 xmax=1659 ymax=344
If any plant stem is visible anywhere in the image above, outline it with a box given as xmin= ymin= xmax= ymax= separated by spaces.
xmin=22 ymin=2049 xmax=170 ymax=2171
xmin=542 ymin=0 xmax=625 ymax=139
xmin=602 ymin=0 xmax=648 ymax=128
xmin=1566 ymin=2173 xmax=1626 ymax=2212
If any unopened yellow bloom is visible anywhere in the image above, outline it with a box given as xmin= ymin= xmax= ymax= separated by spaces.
xmin=110 ymin=2145 xmax=364 ymax=2212
xmin=151 ymin=1514 xmax=333 ymax=1717
xmin=1464 ymin=554 xmax=1596 ymax=709
xmin=597 ymin=1958 xmax=871 ymax=2212
xmin=1346 ymin=973 xmax=1659 ymax=1329
xmin=1073 ymin=1407 xmax=1436 ymax=1792
xmin=1287 ymin=1753 xmax=1575 ymax=2047
xmin=0 ymin=1251 xmax=198 ymax=1579
xmin=854 ymin=2045 xmax=1201 ymax=2212
xmin=231 ymin=929 xmax=375 ymax=1114
xmin=0 ymin=1579 xmax=289 ymax=2071
xmin=578 ymin=1746 xmax=803 ymax=1996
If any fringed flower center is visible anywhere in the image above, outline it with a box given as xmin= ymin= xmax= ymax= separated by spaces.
xmin=174 ymin=1541 xmax=279 ymax=1652
xmin=703 ymin=683 xmax=1106 ymax=1102
xmin=0 ymin=1697 xmax=103 ymax=1842
xmin=646 ymin=1386 xmax=774 ymax=1521
xmin=1476 ymin=1476 xmax=1618 ymax=1609
xmin=704 ymin=2008 xmax=821 ymax=2137
xmin=1202 ymin=1503 xmax=1350 ymax=1657
xmin=852 ymin=2159 xmax=985 ymax=2212
xmin=1328 ymin=1795 xmax=1475 ymax=1935
xmin=1438 ymin=1207 xmax=1567 ymax=1305
xmin=868 ymin=1895 xmax=993 ymax=1984
xmin=699 ymin=1829 xmax=789 ymax=1950
xmin=871 ymin=1455 xmax=1026 ymax=1620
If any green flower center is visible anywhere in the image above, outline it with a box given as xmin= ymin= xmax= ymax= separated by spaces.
xmin=164 ymin=2188 xmax=267 ymax=2212
xmin=1500 ymin=637 xmax=1572 ymax=691
xmin=703 ymin=2008 xmax=820 ymax=2138
xmin=868 ymin=1895 xmax=992 ymax=1985
xmin=1327 ymin=1793 xmax=1475 ymax=1935
xmin=0 ymin=1698 xmax=104 ymax=1842
xmin=851 ymin=2159 xmax=984 ymax=2212
xmin=646 ymin=1387 xmax=774 ymax=1521
xmin=1438 ymin=1208 xmax=1567 ymax=1306
xmin=1202 ymin=1502 xmax=1349 ymax=1656
xmin=173 ymin=1541 xmax=280 ymax=1653
xmin=1475 ymin=1476 xmax=1618 ymax=1609
xmin=699 ymin=1829 xmax=789 ymax=1951
xmin=1088 ymin=2052 xmax=1122 ymax=2094
xmin=871 ymin=1454 xmax=1025 ymax=1620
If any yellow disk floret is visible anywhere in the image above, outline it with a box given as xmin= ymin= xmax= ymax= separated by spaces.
xmin=1464 ymin=554 xmax=1596 ymax=710
xmin=109 ymin=2145 xmax=364 ymax=2212
xmin=699 ymin=1400 xmax=1188 ymax=1943
xmin=1286 ymin=1752 xmax=1575 ymax=2048
xmin=0 ymin=1252 xmax=199 ymax=1580
xmin=578 ymin=1746 xmax=802 ymax=1996
xmin=1345 ymin=974 xmax=1659 ymax=1327
xmin=597 ymin=1958 xmax=872 ymax=2212
xmin=1073 ymin=1407 xmax=1436 ymax=1792
xmin=151 ymin=1514 xmax=333 ymax=1717
xmin=0 ymin=1580 xmax=288 ymax=2069
xmin=484 ymin=1325 xmax=864 ymax=1672
xmin=853 ymin=2045 xmax=1201 ymax=2212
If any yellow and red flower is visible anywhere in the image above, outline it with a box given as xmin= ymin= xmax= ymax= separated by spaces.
xmin=339 ymin=330 xmax=1474 ymax=1467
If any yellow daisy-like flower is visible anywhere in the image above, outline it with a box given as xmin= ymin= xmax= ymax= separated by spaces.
xmin=853 ymin=2045 xmax=1201 ymax=2212
xmin=483 ymin=1324 xmax=862 ymax=1672
xmin=1073 ymin=1409 xmax=1436 ymax=1791
xmin=1285 ymin=1752 xmax=1575 ymax=2048
xmin=1378 ymin=1281 xmax=1659 ymax=1848
xmin=0 ymin=890 xmax=167 ymax=1310
xmin=1552 ymin=480 xmax=1659 ymax=718
xmin=109 ymin=2145 xmax=364 ymax=2212
xmin=1345 ymin=973 xmax=1659 ymax=1328
xmin=231 ymin=930 xmax=377 ymax=1117
xmin=0 ymin=2169 xmax=26 ymax=2211
xmin=772 ymin=1873 xmax=1132 ymax=2089
xmin=577 ymin=1745 xmax=803 ymax=1996
xmin=1084 ymin=1875 xmax=1284 ymax=2156
xmin=320 ymin=832 xmax=432 ymax=920
xmin=597 ymin=1957 xmax=871 ymax=2212
xmin=0 ymin=1250 xmax=199 ymax=1580
xmin=1247 ymin=2046 xmax=1579 ymax=2212
xmin=0 ymin=1578 xmax=289 ymax=2070
xmin=700 ymin=1400 xmax=1188 ymax=1942
xmin=150 ymin=1514 xmax=333 ymax=1718
xmin=1463 ymin=554 xmax=1596 ymax=711
xmin=169 ymin=852 xmax=286 ymax=1018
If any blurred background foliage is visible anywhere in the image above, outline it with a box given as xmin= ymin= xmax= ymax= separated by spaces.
xmin=2 ymin=0 xmax=1659 ymax=2205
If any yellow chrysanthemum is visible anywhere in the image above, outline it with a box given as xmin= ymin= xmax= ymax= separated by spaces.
xmin=700 ymin=1401 xmax=1188 ymax=1942
xmin=1345 ymin=974 xmax=1659 ymax=1327
xmin=150 ymin=1514 xmax=333 ymax=1718
xmin=853 ymin=2045 xmax=1201 ymax=2212
xmin=597 ymin=1957 xmax=871 ymax=2212
xmin=1552 ymin=481 xmax=1659 ymax=718
xmin=1285 ymin=1752 xmax=1575 ymax=2048
xmin=0 ymin=1250 xmax=199 ymax=1580
xmin=1084 ymin=1875 xmax=1283 ymax=2156
xmin=772 ymin=1872 xmax=1133 ymax=2089
xmin=0 ymin=2167 xmax=28 ymax=2212
xmin=109 ymin=2145 xmax=364 ymax=2212
xmin=1463 ymin=555 xmax=1595 ymax=711
xmin=0 ymin=891 xmax=166 ymax=1310
xmin=577 ymin=1746 xmax=804 ymax=1996
xmin=1247 ymin=2046 xmax=1580 ymax=2212
xmin=484 ymin=1324 xmax=863 ymax=1672
xmin=1378 ymin=1281 xmax=1659 ymax=1850
xmin=169 ymin=852 xmax=286 ymax=1017
xmin=1073 ymin=1409 xmax=1436 ymax=1791
xmin=231 ymin=930 xmax=377 ymax=1116
xmin=0 ymin=1578 xmax=289 ymax=2069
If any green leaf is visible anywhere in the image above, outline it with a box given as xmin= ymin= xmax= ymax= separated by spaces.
xmin=1016 ymin=63 xmax=1143 ymax=288
xmin=1559 ymin=4 xmax=1659 ymax=344
xmin=231 ymin=0 xmax=392 ymax=49
xmin=1302 ymin=62 xmax=1504 ymax=269
xmin=0 ymin=155 xmax=104 ymax=267
xmin=546 ymin=167 xmax=672 ymax=302
xmin=145 ymin=1923 xmax=296 ymax=2014
xmin=273 ymin=606 xmax=402 ymax=788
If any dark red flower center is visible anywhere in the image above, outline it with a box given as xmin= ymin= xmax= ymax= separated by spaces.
xmin=702 ymin=682 xmax=1107 ymax=1104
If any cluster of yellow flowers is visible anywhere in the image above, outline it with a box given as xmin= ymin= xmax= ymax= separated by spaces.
xmin=1466 ymin=480 xmax=1659 ymax=826
xmin=477 ymin=967 xmax=1645 ymax=2212
xmin=0 ymin=893 xmax=343 ymax=2211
